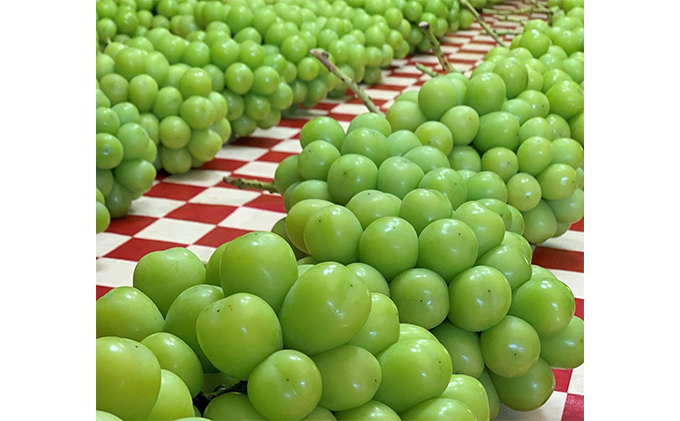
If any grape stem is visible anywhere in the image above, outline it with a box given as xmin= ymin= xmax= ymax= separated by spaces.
xmin=309 ymin=48 xmax=383 ymax=116
xmin=415 ymin=63 xmax=441 ymax=78
xmin=526 ymin=0 xmax=552 ymax=13
xmin=482 ymin=6 xmax=535 ymax=15
xmin=460 ymin=0 xmax=508 ymax=47
xmin=418 ymin=22 xmax=455 ymax=74
xmin=495 ymin=29 xmax=523 ymax=36
xmin=222 ymin=176 xmax=279 ymax=194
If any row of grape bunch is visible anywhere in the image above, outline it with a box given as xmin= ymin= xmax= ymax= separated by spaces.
xmin=96 ymin=188 xmax=584 ymax=421
xmin=94 ymin=0 xmax=524 ymax=230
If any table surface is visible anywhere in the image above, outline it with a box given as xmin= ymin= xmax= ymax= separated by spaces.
xmin=95 ymin=2 xmax=585 ymax=419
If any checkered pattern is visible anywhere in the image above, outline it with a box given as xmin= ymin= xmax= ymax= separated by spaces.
xmin=95 ymin=2 xmax=584 ymax=420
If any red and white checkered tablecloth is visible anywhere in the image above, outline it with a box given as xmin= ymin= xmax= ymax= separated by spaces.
xmin=95 ymin=3 xmax=585 ymax=420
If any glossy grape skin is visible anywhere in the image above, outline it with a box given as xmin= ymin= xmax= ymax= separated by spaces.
xmin=400 ymin=398 xmax=476 ymax=421
xmin=96 ymin=133 xmax=124 ymax=170
xmin=537 ymin=163 xmax=578 ymax=200
xmin=505 ymin=172 xmax=542 ymax=212
xmin=453 ymin=201 xmax=506 ymax=258
xmin=310 ymin=345 xmax=382 ymax=411
xmin=509 ymin=275 xmax=576 ymax=337
xmin=145 ymin=369 xmax=195 ymax=420
xmin=274 ymin=155 xmax=304 ymax=196
xmin=490 ymin=357 xmax=555 ymax=412
xmin=95 ymin=410 xmax=124 ymax=421
xmin=345 ymin=190 xmax=401 ymax=230
xmin=546 ymin=187 xmax=584 ymax=224
xmin=521 ymin=199 xmax=558 ymax=244
xmin=403 ymin=145 xmax=451 ymax=174
xmin=480 ymin=315 xmax=541 ymax=378
xmin=477 ymin=243 xmax=532 ymax=291
xmin=390 ymin=268 xmax=449 ymax=329
xmin=132 ymin=247 xmax=206 ymax=317
xmin=546 ymin=80 xmax=584 ymax=120
xmin=220 ymin=231 xmax=298 ymax=313
xmin=431 ymin=320 xmax=485 ymax=378
xmin=297 ymin=141 xmax=341 ymax=182
xmin=334 ymin=400 xmax=401 ymax=421
xmin=105 ymin=179 xmax=133 ymax=218
xmin=448 ymin=145 xmax=481 ymax=172
xmin=247 ymin=350 xmax=323 ymax=421
xmin=481 ymin=147 xmax=519 ymax=183
xmin=299 ymin=116 xmax=346 ymax=150
xmin=347 ymin=112 xmax=392 ymax=138
xmin=377 ymin=157 xmax=425 ymax=200
xmin=473 ymin=111 xmax=521 ymax=154
xmin=373 ymin=338 xmax=453 ymax=414
xmin=493 ymin=57 xmax=528 ymax=99
xmin=203 ymin=392 xmax=266 ymax=420
xmin=448 ymin=265 xmax=512 ymax=332
xmin=386 ymin=100 xmax=428 ymax=132
xmin=96 ymin=337 xmax=162 ymax=421
xmin=465 ymin=171 xmax=508 ymax=203
xmin=303 ymin=204 xmax=363 ymax=264
xmin=517 ymin=136 xmax=554 ymax=176
xmin=279 ymin=262 xmax=372 ymax=355
xmin=414 ymin=121 xmax=454 ymax=156
xmin=439 ymin=105 xmax=479 ymax=147
xmin=440 ymin=374 xmax=491 ymax=421
xmin=399 ymin=188 xmax=453 ymax=235
xmin=416 ymin=217 xmax=478 ymax=284
xmin=464 ymin=72 xmax=507 ymax=116
xmin=501 ymin=98 xmax=534 ymax=126
xmin=96 ymin=286 xmax=164 ymax=341
xmin=477 ymin=369 xmax=501 ymax=420
xmin=418 ymin=167 xmax=467 ymax=211
xmin=326 ymin=153 xmax=379 ymax=205
xmin=359 ymin=216 xmax=419 ymax=281
xmin=341 ymin=127 xmax=391 ymax=167
xmin=540 ymin=315 xmax=584 ymax=369
xmin=285 ymin=199 xmax=334 ymax=254
xmin=517 ymin=89 xmax=551 ymax=119
xmin=418 ymin=76 xmax=466 ymax=120
xmin=346 ymin=292 xmax=400 ymax=356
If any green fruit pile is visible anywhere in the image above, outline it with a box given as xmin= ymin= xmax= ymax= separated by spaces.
xmin=96 ymin=223 xmax=583 ymax=420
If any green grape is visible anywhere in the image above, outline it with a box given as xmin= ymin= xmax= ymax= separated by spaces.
xmin=210 ymin=38 xmax=240 ymax=71
xmin=501 ymin=98 xmax=534 ymax=126
xmin=346 ymin=291 xmax=400 ymax=356
xmin=96 ymin=201 xmax=111 ymax=233
xmin=279 ymin=261 xmax=372 ymax=354
xmin=220 ymin=231 xmax=298 ymax=313
xmin=301 ymin=406 xmax=336 ymax=421
xmin=310 ymin=345 xmax=382 ymax=411
xmin=490 ymin=357 xmax=555 ymax=412
xmin=551 ymin=137 xmax=584 ymax=169
xmin=274 ymin=154 xmax=304 ymax=197
xmin=206 ymin=91 xmax=228 ymax=122
xmin=542 ymin=68 xmax=572 ymax=93
xmin=465 ymin=171 xmax=508 ymax=202
xmin=132 ymin=247 xmax=206 ymax=317
xmin=399 ymin=188 xmax=453 ymax=235
xmin=299 ymin=116 xmax=346 ymax=150
xmin=414 ymin=121 xmax=454 ymax=156
xmin=536 ymin=163 xmax=578 ymax=200
xmin=518 ymin=28 xmax=551 ymax=58
xmin=465 ymin=72 xmax=506 ymax=116
xmin=334 ymin=401 xmax=400 ymax=421
xmin=203 ymin=393 xmax=265 ymax=420
xmin=238 ymin=40 xmax=265 ymax=69
xmin=509 ymin=277 xmax=576 ymax=337
xmin=180 ymin=96 xmax=216 ymax=130
xmin=377 ymin=156 xmax=425 ymax=200
xmin=97 ymin=88 xmax=112 ymax=108
xmin=546 ymin=114 xmax=572 ymax=140
xmin=347 ymin=263 xmax=390 ymax=297
xmin=159 ymin=145 xmax=192 ymax=174
xmin=386 ymin=101 xmax=427 ymax=132
xmin=385 ymin=130 xmax=421 ymax=157
xmin=96 ymin=133 xmax=124 ymax=169
xmin=100 ymin=72 xmax=129 ymax=105
xmin=540 ymin=315 xmax=584 ymax=369
xmin=526 ymin=67 xmax=545 ymax=92
xmin=416 ymin=217 xmax=478 ymax=283
xmin=569 ymin=112 xmax=584 ymax=146
xmin=97 ymin=167 xmax=114 ymax=197
xmin=431 ymin=321 xmax=485 ymax=378
xmin=140 ymin=332 xmax=203 ymax=399
xmin=506 ymin=172 xmax=542 ymax=212
xmin=516 ymin=136 xmax=554 ymax=176
xmin=105 ymin=178 xmax=133 ymax=218
xmin=114 ymin=47 xmax=147 ymax=81
xmin=285 ymin=199 xmax=334 ymax=254
xmin=268 ymin=81 xmax=294 ymax=111
xmin=225 ymin=62 xmax=253 ymax=95
xmin=243 ymin=93 xmax=271 ymax=121
xmin=359 ymin=216 xmax=419 ymax=281
xmin=439 ymin=105 xmax=479 ymax=147
xmin=247 ymin=350 xmax=323 ymax=420
xmin=341 ymin=128 xmax=391 ymax=167
xmin=517 ymin=89 xmax=551 ymax=118
xmin=390 ymin=268 xmax=449 ymax=329
xmin=186 ymin=128 xmax=222 ymax=162
xmin=492 ymin=57 xmax=528 ymax=99
xmin=326 ymin=154 xmax=379 ymax=205
xmin=373 ymin=338 xmax=453 ymax=414
xmin=347 ymin=112 xmax=392 ymax=138
xmin=473 ymin=111 xmax=521 ymax=154
xmin=521 ymin=199 xmax=558 ymax=244
xmin=303 ymin=204 xmax=363 ymax=264
xmin=297 ymin=140 xmax=341 ymax=181
xmin=394 ymin=90 xmax=419 ymax=103
xmin=403 ymin=145 xmax=450 ymax=174
xmin=145 ymin=369 xmax=195 ymax=420
xmin=196 ymin=293 xmax=282 ymax=381
xmin=111 ymin=102 xmax=141 ymax=126
xmin=114 ymin=158 xmax=156 ymax=195
xmin=475 ymin=197 xmax=513 ymax=232
xmin=440 ymin=374 xmax=491 ymax=421
xmin=480 ymin=315 xmax=541 ymax=378
xmin=95 ymin=410 xmax=124 ymax=421
xmin=448 ymin=265 xmax=512 ymax=332
xmin=519 ymin=116 xmax=554 ymax=141
xmin=448 ymin=145 xmax=481 ymax=172
xmin=345 ymin=190 xmax=401 ymax=230
xmin=546 ymin=187 xmax=584 ymax=224
xmin=546 ymin=80 xmax=584 ymax=120
xmin=480 ymin=147 xmax=519 ymax=183
xmin=96 ymin=285 xmax=164 ymax=341
xmin=401 ymin=398 xmax=476 ymax=420
xmin=203 ymin=243 xmax=228 ymax=287
xmin=418 ymin=167 xmax=467 ymax=210
xmin=96 ymin=337 xmax=162 ymax=420
xmin=418 ymin=76 xmax=466 ymax=121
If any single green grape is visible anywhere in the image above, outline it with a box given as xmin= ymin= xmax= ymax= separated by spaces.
xmin=96 ymin=286 xmax=165 ymax=341
xmin=399 ymin=188 xmax=453 ymax=235
xmin=489 ymin=358 xmax=555 ymax=412
xmin=359 ymin=216 xmax=419 ymax=281
xmin=390 ymin=268 xmax=449 ymax=329
xmin=418 ymin=76 xmax=466 ymax=120
xmin=540 ymin=315 xmax=584 ymax=369
xmin=431 ymin=320 xmax=485 ymax=378
xmin=326 ymin=154 xmax=379 ymax=205
xmin=521 ymin=199 xmax=558 ymax=244
xmin=303 ymin=204 xmax=363 ymax=265
xmin=440 ymin=374 xmax=490 ymax=421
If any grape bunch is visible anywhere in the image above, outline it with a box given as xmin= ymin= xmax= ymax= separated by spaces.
xmin=96 ymin=81 xmax=157 ymax=221
xmin=96 ymin=219 xmax=584 ymax=420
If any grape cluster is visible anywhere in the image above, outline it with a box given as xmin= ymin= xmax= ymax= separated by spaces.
xmin=96 ymin=216 xmax=584 ymax=420
xmin=96 ymin=81 xmax=157 ymax=220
